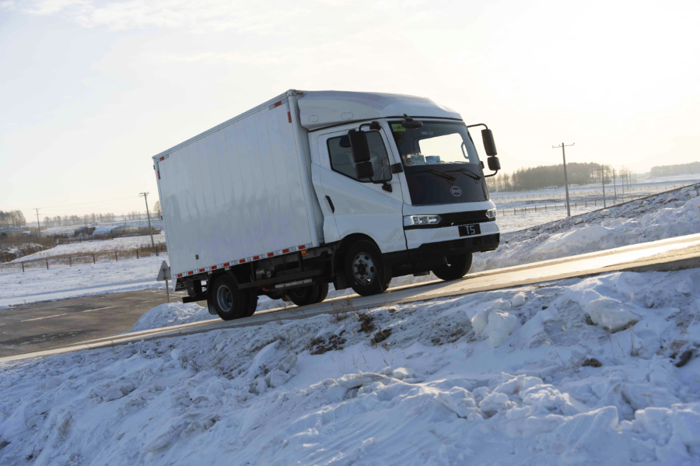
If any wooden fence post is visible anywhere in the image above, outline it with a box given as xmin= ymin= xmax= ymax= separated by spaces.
xmin=22 ymin=262 xmax=25 ymax=273
xmin=93 ymin=254 xmax=96 ymax=264
xmin=69 ymin=257 xmax=72 ymax=267
xmin=115 ymin=252 xmax=118 ymax=262
xmin=46 ymin=259 xmax=49 ymax=270
xmin=137 ymin=249 xmax=139 ymax=259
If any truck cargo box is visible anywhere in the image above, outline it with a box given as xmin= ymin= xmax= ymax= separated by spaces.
xmin=153 ymin=93 xmax=320 ymax=278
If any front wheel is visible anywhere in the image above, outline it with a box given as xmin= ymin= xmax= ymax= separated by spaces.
xmin=432 ymin=252 xmax=473 ymax=281
xmin=344 ymin=240 xmax=389 ymax=296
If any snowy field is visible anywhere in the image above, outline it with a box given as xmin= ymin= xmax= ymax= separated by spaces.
xmin=2 ymin=268 xmax=699 ymax=465
xmin=13 ymin=233 xmax=166 ymax=262
xmin=0 ymin=255 xmax=166 ymax=309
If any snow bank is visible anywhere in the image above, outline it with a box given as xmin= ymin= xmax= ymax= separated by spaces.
xmin=2 ymin=267 xmax=700 ymax=464
xmin=128 ymin=303 xmax=216 ymax=332
xmin=475 ymin=183 xmax=700 ymax=271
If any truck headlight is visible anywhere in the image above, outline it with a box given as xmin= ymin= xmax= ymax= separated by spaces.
xmin=403 ymin=215 xmax=442 ymax=227
xmin=486 ymin=208 xmax=497 ymax=219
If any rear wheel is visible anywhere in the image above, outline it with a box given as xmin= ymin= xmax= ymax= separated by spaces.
xmin=208 ymin=275 xmax=248 ymax=320
xmin=432 ymin=252 xmax=473 ymax=281
xmin=344 ymin=240 xmax=389 ymax=296
xmin=289 ymin=285 xmax=321 ymax=307
xmin=315 ymin=282 xmax=329 ymax=303
xmin=245 ymin=291 xmax=258 ymax=317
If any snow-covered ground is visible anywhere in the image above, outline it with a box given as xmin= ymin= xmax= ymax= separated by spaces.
xmin=475 ymin=184 xmax=700 ymax=272
xmin=0 ymin=255 xmax=166 ymax=309
xmin=2 ymin=268 xmax=699 ymax=465
xmin=13 ymin=233 xmax=167 ymax=262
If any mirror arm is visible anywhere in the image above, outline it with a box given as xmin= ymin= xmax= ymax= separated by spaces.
xmin=484 ymin=170 xmax=499 ymax=178
xmin=466 ymin=123 xmax=489 ymax=130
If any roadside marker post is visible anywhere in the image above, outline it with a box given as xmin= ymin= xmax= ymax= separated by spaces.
xmin=157 ymin=260 xmax=172 ymax=303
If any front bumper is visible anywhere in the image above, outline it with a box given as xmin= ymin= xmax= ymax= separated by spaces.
xmin=404 ymin=220 xmax=500 ymax=250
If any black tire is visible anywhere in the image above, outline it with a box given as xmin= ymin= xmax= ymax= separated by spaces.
xmin=245 ymin=291 xmax=258 ymax=317
xmin=208 ymin=274 xmax=248 ymax=320
xmin=344 ymin=240 xmax=388 ymax=296
xmin=288 ymin=285 xmax=322 ymax=307
xmin=315 ymin=282 xmax=329 ymax=303
xmin=432 ymin=252 xmax=473 ymax=281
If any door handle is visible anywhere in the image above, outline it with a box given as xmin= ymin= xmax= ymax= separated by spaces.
xmin=326 ymin=196 xmax=335 ymax=213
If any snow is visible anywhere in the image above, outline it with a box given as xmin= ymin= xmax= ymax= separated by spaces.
xmin=13 ymin=233 xmax=167 ymax=262
xmin=2 ymin=267 xmax=700 ymax=464
xmin=128 ymin=303 xmax=215 ymax=333
xmin=475 ymin=183 xmax=700 ymax=272
xmin=0 ymin=255 xmax=167 ymax=308
xmin=585 ymin=297 xmax=639 ymax=332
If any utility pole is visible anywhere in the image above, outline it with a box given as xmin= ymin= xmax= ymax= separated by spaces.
xmin=35 ymin=208 xmax=41 ymax=238
xmin=601 ymin=165 xmax=607 ymax=208
xmin=552 ymin=142 xmax=575 ymax=217
xmin=140 ymin=192 xmax=157 ymax=256
xmin=612 ymin=168 xmax=617 ymax=203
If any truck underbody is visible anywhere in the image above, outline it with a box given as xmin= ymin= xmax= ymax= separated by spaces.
xmin=177 ymin=220 xmax=499 ymax=319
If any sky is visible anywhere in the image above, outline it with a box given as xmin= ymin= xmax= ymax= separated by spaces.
xmin=1 ymin=0 xmax=700 ymax=221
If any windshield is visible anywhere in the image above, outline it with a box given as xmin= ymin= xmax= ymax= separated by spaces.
xmin=389 ymin=121 xmax=480 ymax=167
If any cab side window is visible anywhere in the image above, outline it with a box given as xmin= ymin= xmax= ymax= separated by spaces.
xmin=328 ymin=132 xmax=392 ymax=183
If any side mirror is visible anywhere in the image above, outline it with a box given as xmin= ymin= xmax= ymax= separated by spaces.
xmin=355 ymin=161 xmax=374 ymax=180
xmin=348 ymin=130 xmax=370 ymax=163
xmin=488 ymin=156 xmax=501 ymax=171
xmin=481 ymin=129 xmax=497 ymax=156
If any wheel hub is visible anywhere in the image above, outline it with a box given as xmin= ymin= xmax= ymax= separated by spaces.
xmin=216 ymin=285 xmax=233 ymax=312
xmin=352 ymin=253 xmax=375 ymax=284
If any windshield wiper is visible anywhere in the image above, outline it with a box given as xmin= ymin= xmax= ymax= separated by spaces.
xmin=447 ymin=167 xmax=481 ymax=181
xmin=415 ymin=168 xmax=457 ymax=182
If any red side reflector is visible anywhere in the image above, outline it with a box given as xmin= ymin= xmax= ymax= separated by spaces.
xmin=157 ymin=170 xmax=161 ymax=180
xmin=282 ymin=248 xmax=289 ymax=253
xmin=253 ymin=255 xmax=260 ymax=260
xmin=199 ymin=268 xmax=205 ymax=272
xmin=223 ymin=262 xmax=229 ymax=267
xmin=239 ymin=259 xmax=245 ymax=263
xmin=298 ymin=245 xmax=306 ymax=250
xmin=274 ymin=101 xmax=282 ymax=107
xmin=188 ymin=271 xmax=193 ymax=275
xmin=177 ymin=274 xmax=182 ymax=278
xmin=159 ymin=156 xmax=165 ymax=161
xmin=288 ymin=112 xmax=292 ymax=123
xmin=267 ymin=252 xmax=274 ymax=257
xmin=211 ymin=265 xmax=217 ymax=270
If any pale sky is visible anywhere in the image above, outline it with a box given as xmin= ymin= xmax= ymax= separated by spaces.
xmin=2 ymin=0 xmax=699 ymax=220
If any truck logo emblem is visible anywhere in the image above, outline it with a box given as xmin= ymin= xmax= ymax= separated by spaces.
xmin=450 ymin=186 xmax=462 ymax=197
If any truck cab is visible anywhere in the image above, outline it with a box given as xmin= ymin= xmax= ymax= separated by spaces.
xmin=302 ymin=92 xmax=500 ymax=295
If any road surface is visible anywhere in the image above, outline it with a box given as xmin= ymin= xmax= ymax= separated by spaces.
xmin=0 ymin=290 xmax=184 ymax=358
xmin=2 ymin=233 xmax=700 ymax=363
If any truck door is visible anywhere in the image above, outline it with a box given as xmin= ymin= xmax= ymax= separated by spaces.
xmin=314 ymin=124 xmax=407 ymax=253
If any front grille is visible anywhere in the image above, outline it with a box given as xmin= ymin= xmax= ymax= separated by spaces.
xmin=439 ymin=210 xmax=493 ymax=226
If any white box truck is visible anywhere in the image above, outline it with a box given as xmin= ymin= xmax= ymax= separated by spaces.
xmin=153 ymin=90 xmax=501 ymax=320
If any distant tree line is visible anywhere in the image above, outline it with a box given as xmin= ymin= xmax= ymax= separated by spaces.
xmin=42 ymin=213 xmax=117 ymax=228
xmin=650 ymin=162 xmax=700 ymax=178
xmin=486 ymin=162 xmax=635 ymax=192
xmin=0 ymin=210 xmax=26 ymax=228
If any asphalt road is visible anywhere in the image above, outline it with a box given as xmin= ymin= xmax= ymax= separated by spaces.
xmin=0 ymin=290 xmax=184 ymax=358
xmin=3 ymin=233 xmax=700 ymax=363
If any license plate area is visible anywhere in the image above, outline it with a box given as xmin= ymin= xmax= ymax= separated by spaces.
xmin=458 ymin=224 xmax=481 ymax=237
